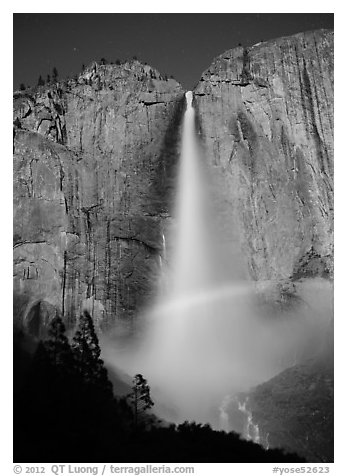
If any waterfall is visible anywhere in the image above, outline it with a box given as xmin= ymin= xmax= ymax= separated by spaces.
xmin=134 ymin=91 xmax=257 ymax=423
xmin=162 ymin=234 xmax=166 ymax=263
xmin=171 ymin=90 xmax=216 ymax=296
xmin=237 ymin=397 xmax=260 ymax=444
xmin=105 ymin=90 xmax=331 ymax=429
xmin=158 ymin=233 xmax=167 ymax=293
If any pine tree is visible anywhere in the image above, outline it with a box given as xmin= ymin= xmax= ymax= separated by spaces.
xmin=52 ymin=67 xmax=58 ymax=81
xmin=19 ymin=83 xmax=26 ymax=90
xmin=44 ymin=315 xmax=73 ymax=371
xmin=37 ymin=75 xmax=45 ymax=86
xmin=46 ymin=74 xmax=51 ymax=84
xmin=72 ymin=311 xmax=112 ymax=394
xmin=128 ymin=374 xmax=154 ymax=429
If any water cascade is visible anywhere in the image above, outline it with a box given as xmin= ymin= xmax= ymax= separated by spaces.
xmin=112 ymin=92 xmax=272 ymax=424
xmin=237 ymin=398 xmax=260 ymax=443
xmin=138 ymin=91 xmax=255 ymax=423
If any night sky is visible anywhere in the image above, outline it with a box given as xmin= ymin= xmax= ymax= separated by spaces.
xmin=14 ymin=13 xmax=333 ymax=91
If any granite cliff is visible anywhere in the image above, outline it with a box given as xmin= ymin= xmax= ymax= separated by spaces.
xmin=13 ymin=60 xmax=184 ymax=333
xmin=194 ymin=28 xmax=333 ymax=301
xmin=13 ymin=29 xmax=333 ymax=334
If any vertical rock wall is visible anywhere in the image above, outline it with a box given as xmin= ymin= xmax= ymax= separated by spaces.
xmin=13 ymin=61 xmax=184 ymax=333
xmin=194 ymin=29 xmax=333 ymax=289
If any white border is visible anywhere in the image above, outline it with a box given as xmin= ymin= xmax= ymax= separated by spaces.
xmin=3 ymin=4 xmax=343 ymax=474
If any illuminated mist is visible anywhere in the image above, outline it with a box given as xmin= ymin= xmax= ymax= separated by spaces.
xmin=102 ymin=91 xmax=333 ymax=430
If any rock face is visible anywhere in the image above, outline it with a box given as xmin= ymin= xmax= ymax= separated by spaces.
xmin=194 ymin=29 xmax=333 ymax=294
xmin=13 ymin=29 xmax=333 ymax=334
xmin=13 ymin=61 xmax=184 ymax=333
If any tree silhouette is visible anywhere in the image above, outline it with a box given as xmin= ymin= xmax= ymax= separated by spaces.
xmin=71 ymin=310 xmax=112 ymax=395
xmin=21 ymin=340 xmax=55 ymax=424
xmin=19 ymin=83 xmax=26 ymax=90
xmin=52 ymin=67 xmax=58 ymax=81
xmin=46 ymin=74 xmax=51 ymax=84
xmin=128 ymin=373 xmax=154 ymax=430
xmin=29 ymin=340 xmax=54 ymax=384
xmin=37 ymin=75 xmax=45 ymax=86
xmin=45 ymin=315 xmax=73 ymax=371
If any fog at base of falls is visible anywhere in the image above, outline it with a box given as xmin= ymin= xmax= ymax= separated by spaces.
xmin=101 ymin=91 xmax=333 ymax=430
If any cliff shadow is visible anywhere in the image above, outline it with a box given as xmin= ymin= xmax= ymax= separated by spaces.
xmin=147 ymin=94 xmax=186 ymax=216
